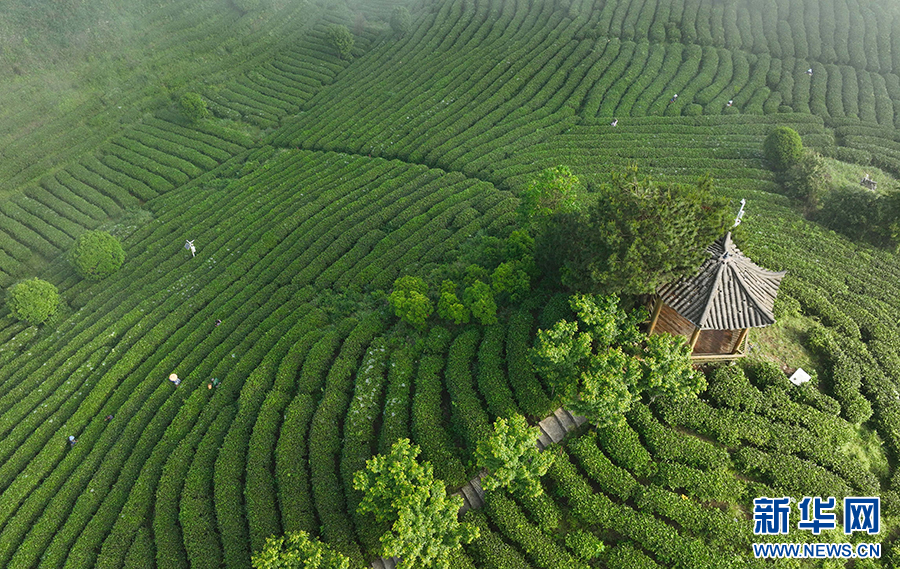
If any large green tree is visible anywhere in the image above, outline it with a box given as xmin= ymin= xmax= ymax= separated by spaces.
xmin=556 ymin=168 xmax=729 ymax=295
xmin=437 ymin=280 xmax=469 ymax=324
xmin=475 ymin=414 xmax=554 ymax=498
xmin=530 ymin=294 xmax=703 ymax=427
xmin=6 ymin=278 xmax=60 ymax=325
xmin=251 ymin=531 xmax=349 ymax=569
xmin=463 ymin=280 xmax=497 ymax=325
xmin=325 ymin=24 xmax=354 ymax=60
xmin=353 ymin=439 xmax=479 ymax=569
xmin=783 ymin=150 xmax=830 ymax=212
xmin=69 ymin=230 xmax=125 ymax=280
xmin=764 ymin=126 xmax=804 ymax=171
xmin=179 ymin=92 xmax=209 ymax=122
xmin=517 ymin=165 xmax=582 ymax=228
xmin=389 ymin=276 xmax=433 ymax=328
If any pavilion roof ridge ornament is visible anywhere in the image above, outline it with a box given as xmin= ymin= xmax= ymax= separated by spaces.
xmin=656 ymin=231 xmax=786 ymax=330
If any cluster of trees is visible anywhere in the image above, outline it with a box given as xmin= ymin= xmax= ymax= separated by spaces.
xmin=179 ymin=92 xmax=210 ymax=123
xmin=530 ymin=294 xmax=704 ymax=427
xmin=388 ymin=230 xmax=535 ymax=328
xmin=255 ymin=413 xmax=560 ymax=569
xmin=520 ymin=165 xmax=729 ymax=296
xmin=325 ymin=25 xmax=354 ymax=60
xmin=5 ymin=230 xmax=124 ymax=325
xmin=766 ymin=126 xmax=900 ymax=249
xmin=352 ymin=438 xmax=478 ymax=568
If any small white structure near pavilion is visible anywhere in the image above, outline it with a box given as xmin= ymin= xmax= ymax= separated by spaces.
xmin=789 ymin=368 xmax=811 ymax=386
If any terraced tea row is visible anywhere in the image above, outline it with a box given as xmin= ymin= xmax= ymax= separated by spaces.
xmin=0 ymin=149 xmax=525 ymax=568
xmin=585 ymin=0 xmax=900 ymax=76
xmin=0 ymin=116 xmax=253 ymax=288
xmin=0 ymin=0 xmax=367 ymax=189
xmin=272 ymin=0 xmax=900 ymax=174
xmin=461 ymin=382 xmax=882 ymax=569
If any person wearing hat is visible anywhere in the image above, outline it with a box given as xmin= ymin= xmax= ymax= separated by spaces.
xmin=169 ymin=373 xmax=181 ymax=386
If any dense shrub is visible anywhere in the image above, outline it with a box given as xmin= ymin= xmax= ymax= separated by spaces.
xmin=706 ymin=365 xmax=760 ymax=412
xmin=325 ymin=25 xmax=354 ymax=60
xmin=7 ymin=278 xmax=60 ymax=324
xmin=782 ymin=150 xmax=830 ymax=210
xmin=684 ymin=103 xmax=703 ymax=116
xmin=390 ymin=6 xmax=411 ymax=36
xmin=251 ymin=531 xmax=349 ymax=569
xmin=463 ymin=280 xmax=497 ymax=325
xmin=69 ymin=230 xmax=125 ymax=280
xmin=595 ymin=421 xmax=654 ymax=478
xmin=763 ymin=126 xmax=803 ymax=171
xmin=390 ymin=276 xmax=433 ymax=328
xmin=464 ymin=511 xmax=534 ymax=569
xmin=564 ymin=530 xmax=605 ymax=561
xmin=484 ymin=490 xmax=589 ymax=569
xmin=179 ymin=92 xmax=210 ymax=122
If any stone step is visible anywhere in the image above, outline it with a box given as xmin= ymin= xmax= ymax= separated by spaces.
xmin=571 ymin=412 xmax=587 ymax=427
xmin=538 ymin=413 xmax=566 ymax=443
xmin=453 ymin=489 xmax=473 ymax=513
xmin=460 ymin=483 xmax=483 ymax=510
xmin=470 ymin=477 xmax=485 ymax=501
xmin=536 ymin=426 xmax=553 ymax=450
xmin=554 ymin=407 xmax=577 ymax=431
xmin=371 ymin=556 xmax=398 ymax=569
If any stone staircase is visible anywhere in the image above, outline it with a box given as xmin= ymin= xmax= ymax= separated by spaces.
xmin=370 ymin=408 xmax=586 ymax=568
xmin=536 ymin=407 xmax=587 ymax=450
xmin=370 ymin=557 xmax=399 ymax=569
xmin=456 ymin=474 xmax=486 ymax=514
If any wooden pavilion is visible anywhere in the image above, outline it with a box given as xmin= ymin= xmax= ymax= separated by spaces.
xmin=647 ymin=232 xmax=785 ymax=362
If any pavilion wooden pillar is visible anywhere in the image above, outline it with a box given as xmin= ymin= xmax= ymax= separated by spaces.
xmin=688 ymin=326 xmax=701 ymax=352
xmin=647 ymin=297 xmax=663 ymax=335
xmin=732 ymin=328 xmax=749 ymax=354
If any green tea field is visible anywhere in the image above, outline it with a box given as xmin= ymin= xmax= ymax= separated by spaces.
xmin=1 ymin=0 xmax=900 ymax=567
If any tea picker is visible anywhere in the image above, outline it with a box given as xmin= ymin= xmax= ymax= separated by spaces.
xmin=169 ymin=373 xmax=181 ymax=386
xmin=185 ymin=240 xmax=196 ymax=257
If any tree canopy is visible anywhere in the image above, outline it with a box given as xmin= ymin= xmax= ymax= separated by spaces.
xmin=554 ymin=167 xmax=730 ymax=295
xmin=764 ymin=126 xmax=804 ymax=171
xmin=437 ymin=280 xmax=469 ymax=324
xmin=179 ymin=92 xmax=209 ymax=122
xmin=251 ymin=531 xmax=350 ymax=569
xmin=516 ymin=165 xmax=582 ymax=227
xmin=463 ymin=280 xmax=497 ymax=325
xmin=389 ymin=276 xmax=433 ymax=328
xmin=390 ymin=6 xmax=411 ymax=36
xmin=353 ymin=439 xmax=479 ymax=569
xmin=6 ymin=278 xmax=60 ymax=325
xmin=69 ymin=230 xmax=125 ymax=280
xmin=325 ymin=25 xmax=354 ymax=60
xmin=530 ymin=294 xmax=704 ymax=427
xmin=475 ymin=414 xmax=554 ymax=498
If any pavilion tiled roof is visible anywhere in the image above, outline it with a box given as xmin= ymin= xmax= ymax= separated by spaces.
xmin=656 ymin=232 xmax=786 ymax=330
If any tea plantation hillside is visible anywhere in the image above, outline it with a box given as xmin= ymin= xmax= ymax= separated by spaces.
xmin=1 ymin=0 xmax=900 ymax=566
